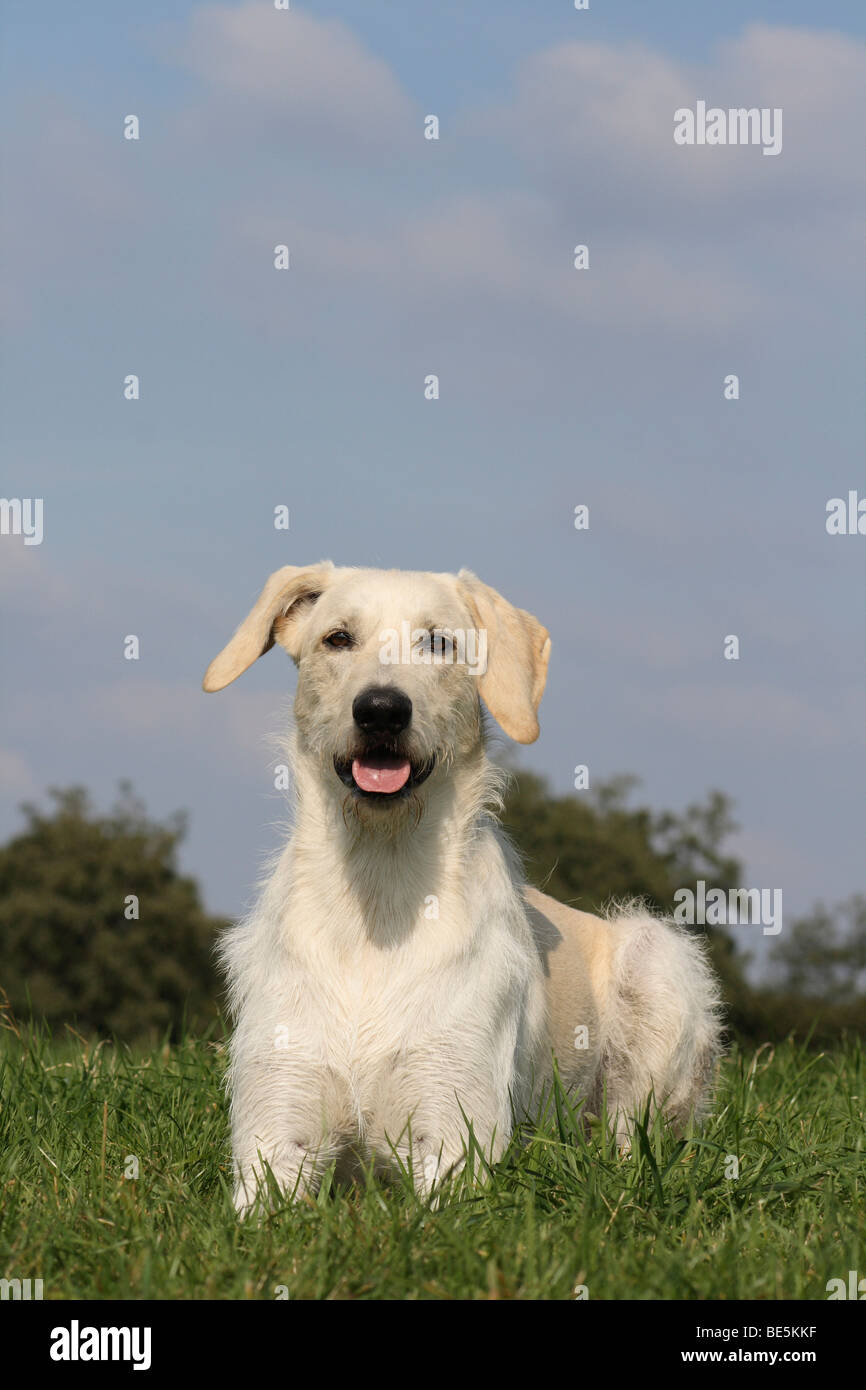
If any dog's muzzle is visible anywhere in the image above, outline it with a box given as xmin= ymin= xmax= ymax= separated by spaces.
xmin=338 ymin=684 xmax=434 ymax=799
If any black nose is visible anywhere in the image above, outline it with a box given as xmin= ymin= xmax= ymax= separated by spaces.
xmin=353 ymin=686 xmax=413 ymax=736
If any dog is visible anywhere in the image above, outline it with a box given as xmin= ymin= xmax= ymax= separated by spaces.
xmin=203 ymin=563 xmax=722 ymax=1212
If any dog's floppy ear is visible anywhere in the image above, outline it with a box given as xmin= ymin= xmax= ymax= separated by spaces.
xmin=456 ymin=569 xmax=551 ymax=744
xmin=203 ymin=563 xmax=334 ymax=692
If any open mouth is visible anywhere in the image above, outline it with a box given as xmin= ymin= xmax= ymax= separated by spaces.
xmin=334 ymin=745 xmax=435 ymax=799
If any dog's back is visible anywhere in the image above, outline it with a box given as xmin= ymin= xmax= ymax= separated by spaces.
xmin=524 ymin=886 xmax=723 ymax=1138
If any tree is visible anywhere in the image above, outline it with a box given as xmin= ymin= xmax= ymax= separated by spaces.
xmin=0 ymin=784 xmax=225 ymax=1040
xmin=499 ymin=769 xmax=741 ymax=912
xmin=771 ymin=896 xmax=866 ymax=1004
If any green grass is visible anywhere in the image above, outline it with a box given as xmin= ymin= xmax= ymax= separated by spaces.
xmin=0 ymin=1027 xmax=863 ymax=1300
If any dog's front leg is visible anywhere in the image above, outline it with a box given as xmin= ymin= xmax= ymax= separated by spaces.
xmin=229 ymin=1048 xmax=338 ymax=1215
xmin=373 ymin=1067 xmax=512 ymax=1201
xmin=412 ymin=1144 xmax=468 ymax=1200
xmin=404 ymin=1117 xmax=508 ymax=1202
xmin=232 ymin=1132 xmax=336 ymax=1215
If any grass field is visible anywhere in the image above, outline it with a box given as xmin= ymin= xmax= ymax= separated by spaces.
xmin=1 ymin=1027 xmax=863 ymax=1301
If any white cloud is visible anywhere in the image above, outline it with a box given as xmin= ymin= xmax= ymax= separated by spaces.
xmin=491 ymin=24 xmax=866 ymax=218
xmin=0 ymin=542 xmax=77 ymax=614
xmin=0 ymin=749 xmax=37 ymax=800
xmin=169 ymin=2 xmax=414 ymax=154
xmin=193 ymin=19 xmax=866 ymax=336
xmin=213 ymin=185 xmax=760 ymax=335
xmin=9 ymin=17 xmax=866 ymax=341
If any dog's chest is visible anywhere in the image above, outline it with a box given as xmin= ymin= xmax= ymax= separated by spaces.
xmin=276 ymin=906 xmax=530 ymax=1131
xmin=296 ymin=934 xmax=477 ymax=1064
xmin=291 ymin=953 xmax=446 ymax=1144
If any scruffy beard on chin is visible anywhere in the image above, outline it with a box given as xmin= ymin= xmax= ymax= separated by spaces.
xmin=339 ymin=786 xmax=427 ymax=836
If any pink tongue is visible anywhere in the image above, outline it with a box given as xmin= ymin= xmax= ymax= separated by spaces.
xmin=352 ymin=753 xmax=412 ymax=794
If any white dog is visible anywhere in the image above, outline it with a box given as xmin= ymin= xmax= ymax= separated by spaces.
xmin=203 ymin=564 xmax=722 ymax=1212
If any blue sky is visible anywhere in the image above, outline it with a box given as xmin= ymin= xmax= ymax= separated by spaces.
xmin=2 ymin=2 xmax=864 ymax=978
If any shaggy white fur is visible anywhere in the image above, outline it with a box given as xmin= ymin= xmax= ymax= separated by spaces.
xmin=204 ymin=564 xmax=723 ymax=1211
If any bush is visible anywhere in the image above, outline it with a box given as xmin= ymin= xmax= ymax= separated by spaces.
xmin=0 ymin=784 xmax=225 ymax=1041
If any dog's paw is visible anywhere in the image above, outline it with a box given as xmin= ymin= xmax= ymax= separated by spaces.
xmin=233 ymin=1184 xmax=264 ymax=1219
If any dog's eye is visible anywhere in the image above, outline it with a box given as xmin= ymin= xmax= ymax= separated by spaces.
xmin=323 ymin=630 xmax=354 ymax=650
xmin=431 ymin=631 xmax=455 ymax=659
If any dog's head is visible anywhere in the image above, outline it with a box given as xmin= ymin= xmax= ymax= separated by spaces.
xmin=203 ymin=564 xmax=550 ymax=822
